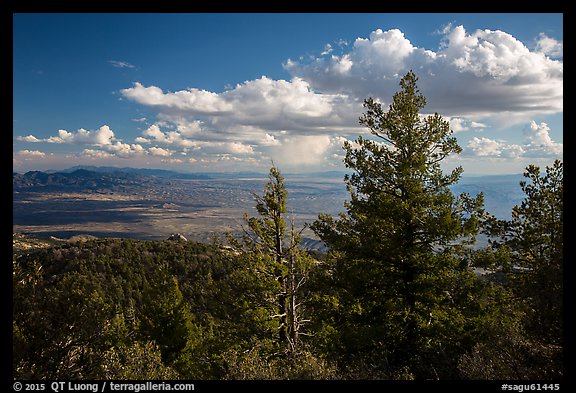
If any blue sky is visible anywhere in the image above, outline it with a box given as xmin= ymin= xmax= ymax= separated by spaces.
xmin=13 ymin=13 xmax=563 ymax=174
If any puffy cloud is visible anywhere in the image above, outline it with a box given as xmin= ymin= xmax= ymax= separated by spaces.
xmin=81 ymin=149 xmax=114 ymax=159
xmin=262 ymin=133 xmax=280 ymax=146
xmin=106 ymin=141 xmax=147 ymax=158
xmin=224 ymin=142 xmax=254 ymax=155
xmin=466 ymin=137 xmax=506 ymax=156
xmin=17 ymin=135 xmax=42 ymax=143
xmin=465 ymin=121 xmax=561 ymax=158
xmin=120 ymin=77 xmax=361 ymax=165
xmin=142 ymin=124 xmax=165 ymax=140
xmin=449 ymin=118 xmax=468 ymax=133
xmin=353 ymin=29 xmax=415 ymax=74
xmin=448 ymin=117 xmax=488 ymax=133
xmin=442 ymin=27 xmax=534 ymax=80
xmin=228 ymin=77 xmax=335 ymax=119
xmin=121 ymin=82 xmax=232 ymax=114
xmin=21 ymin=125 xmax=117 ymax=146
xmin=109 ymin=25 xmax=561 ymax=170
xmin=265 ymin=135 xmax=332 ymax=168
xmin=284 ymin=29 xmax=417 ymax=90
xmin=321 ymin=43 xmax=333 ymax=55
xmin=465 ymin=137 xmax=526 ymax=159
xmin=16 ymin=125 xmax=153 ymax=159
xmin=523 ymin=121 xmax=563 ymax=156
xmin=17 ymin=149 xmax=46 ymax=157
xmin=135 ymin=121 xmax=257 ymax=157
xmin=285 ymin=25 xmax=562 ymax=123
xmin=148 ymin=146 xmax=174 ymax=157
xmin=122 ymin=77 xmax=358 ymax=132
xmin=136 ymin=124 xmax=198 ymax=148
xmin=535 ymin=33 xmax=563 ymax=59
xmin=189 ymin=141 xmax=255 ymax=155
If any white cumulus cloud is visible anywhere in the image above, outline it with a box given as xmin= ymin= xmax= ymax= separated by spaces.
xmin=285 ymin=25 xmax=562 ymax=124
xmin=523 ymin=120 xmax=563 ymax=156
xmin=448 ymin=117 xmax=488 ymax=133
xmin=17 ymin=125 xmax=151 ymax=159
xmin=22 ymin=125 xmax=117 ymax=146
xmin=120 ymin=77 xmax=361 ymax=166
xmin=466 ymin=137 xmax=506 ymax=156
xmin=17 ymin=135 xmax=42 ymax=143
xmin=121 ymin=77 xmax=351 ymax=128
xmin=534 ymin=33 xmax=563 ymax=59
xmin=81 ymin=149 xmax=115 ymax=159
xmin=17 ymin=149 xmax=46 ymax=157
xmin=106 ymin=141 xmax=147 ymax=158
xmin=94 ymin=25 xmax=562 ymax=169
xmin=148 ymin=146 xmax=174 ymax=157
xmin=265 ymin=135 xmax=332 ymax=168
xmin=465 ymin=120 xmax=562 ymax=159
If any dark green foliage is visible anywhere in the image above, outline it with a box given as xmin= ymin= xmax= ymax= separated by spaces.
xmin=311 ymin=71 xmax=490 ymax=379
xmin=458 ymin=317 xmax=562 ymax=380
xmin=223 ymin=342 xmax=337 ymax=380
xmin=226 ymin=165 xmax=322 ymax=371
xmin=12 ymin=238 xmax=274 ymax=379
xmin=464 ymin=159 xmax=563 ymax=378
xmin=101 ymin=341 xmax=179 ymax=379
xmin=501 ymin=160 xmax=562 ymax=346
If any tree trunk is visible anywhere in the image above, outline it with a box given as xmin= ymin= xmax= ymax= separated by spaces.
xmin=288 ymin=252 xmax=298 ymax=351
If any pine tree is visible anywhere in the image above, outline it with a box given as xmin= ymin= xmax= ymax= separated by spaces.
xmin=460 ymin=160 xmax=563 ymax=379
xmin=234 ymin=165 xmax=312 ymax=353
xmin=312 ymin=71 xmax=485 ymax=378
xmin=485 ymin=160 xmax=563 ymax=345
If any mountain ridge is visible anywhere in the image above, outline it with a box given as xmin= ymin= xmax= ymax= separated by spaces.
xmin=17 ymin=165 xmax=525 ymax=181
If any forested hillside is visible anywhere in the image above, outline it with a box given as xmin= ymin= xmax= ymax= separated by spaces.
xmin=13 ymin=72 xmax=562 ymax=380
xmin=12 ymin=164 xmax=563 ymax=381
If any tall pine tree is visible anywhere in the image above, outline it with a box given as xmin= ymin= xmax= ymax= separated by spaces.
xmin=312 ymin=71 xmax=485 ymax=378
xmin=460 ymin=160 xmax=563 ymax=379
xmin=484 ymin=160 xmax=563 ymax=346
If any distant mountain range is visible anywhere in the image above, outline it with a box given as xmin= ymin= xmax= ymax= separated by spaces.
xmin=450 ymin=174 xmax=526 ymax=220
xmin=14 ymin=166 xmax=528 ymax=220
xmin=13 ymin=167 xmax=211 ymax=190
xmin=47 ymin=165 xmax=213 ymax=179
xmin=13 ymin=169 xmax=136 ymax=190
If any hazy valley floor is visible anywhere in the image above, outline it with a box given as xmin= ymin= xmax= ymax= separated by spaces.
xmin=13 ymin=174 xmax=348 ymax=247
xmin=13 ymin=170 xmax=525 ymax=249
